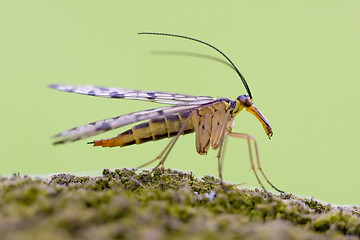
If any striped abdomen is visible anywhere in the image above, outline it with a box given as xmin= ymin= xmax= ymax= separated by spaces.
xmin=92 ymin=111 xmax=194 ymax=147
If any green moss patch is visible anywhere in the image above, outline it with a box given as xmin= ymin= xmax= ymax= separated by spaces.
xmin=0 ymin=169 xmax=359 ymax=240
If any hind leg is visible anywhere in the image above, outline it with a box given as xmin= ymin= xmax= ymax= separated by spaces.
xmin=137 ymin=114 xmax=192 ymax=170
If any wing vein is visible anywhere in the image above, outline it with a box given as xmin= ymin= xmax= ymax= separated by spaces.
xmin=53 ymin=99 xmax=222 ymax=144
xmin=49 ymin=84 xmax=216 ymax=105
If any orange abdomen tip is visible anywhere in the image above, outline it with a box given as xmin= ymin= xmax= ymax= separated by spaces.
xmin=90 ymin=138 xmax=120 ymax=147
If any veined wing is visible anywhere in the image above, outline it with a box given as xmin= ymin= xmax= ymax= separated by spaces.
xmin=52 ymin=99 xmax=222 ymax=144
xmin=49 ymin=84 xmax=216 ymax=105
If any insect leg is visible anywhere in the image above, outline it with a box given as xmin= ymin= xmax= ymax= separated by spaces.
xmin=134 ymin=115 xmax=193 ymax=187
xmin=227 ymin=132 xmax=266 ymax=192
xmin=227 ymin=132 xmax=284 ymax=193
xmin=156 ymin=114 xmax=192 ymax=168
xmin=216 ymin=135 xmax=228 ymax=191
xmin=215 ymin=112 xmax=230 ymax=190
xmin=136 ymin=136 xmax=176 ymax=169
xmin=136 ymin=113 xmax=192 ymax=169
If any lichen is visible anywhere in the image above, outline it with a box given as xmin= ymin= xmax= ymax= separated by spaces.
xmin=0 ymin=168 xmax=358 ymax=240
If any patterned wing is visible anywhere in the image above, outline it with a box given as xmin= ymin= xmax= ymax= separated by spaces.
xmin=49 ymin=84 xmax=216 ymax=105
xmin=52 ymin=99 xmax=221 ymax=144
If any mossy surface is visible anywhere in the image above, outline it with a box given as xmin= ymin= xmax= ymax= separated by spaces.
xmin=0 ymin=168 xmax=359 ymax=240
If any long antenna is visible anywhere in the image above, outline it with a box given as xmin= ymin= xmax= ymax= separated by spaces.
xmin=138 ymin=32 xmax=253 ymax=99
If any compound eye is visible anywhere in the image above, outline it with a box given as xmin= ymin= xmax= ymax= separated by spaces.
xmin=237 ymin=95 xmax=252 ymax=107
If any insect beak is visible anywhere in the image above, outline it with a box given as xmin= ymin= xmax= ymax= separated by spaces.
xmin=246 ymin=105 xmax=273 ymax=139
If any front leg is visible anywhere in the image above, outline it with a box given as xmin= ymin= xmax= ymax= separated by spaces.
xmin=227 ymin=132 xmax=284 ymax=193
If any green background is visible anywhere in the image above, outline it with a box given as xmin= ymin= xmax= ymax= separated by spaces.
xmin=1 ymin=1 xmax=359 ymax=205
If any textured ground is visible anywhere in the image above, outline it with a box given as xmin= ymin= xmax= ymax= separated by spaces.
xmin=0 ymin=168 xmax=359 ymax=240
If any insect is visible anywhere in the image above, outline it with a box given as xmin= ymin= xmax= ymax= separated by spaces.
xmin=50 ymin=32 xmax=283 ymax=193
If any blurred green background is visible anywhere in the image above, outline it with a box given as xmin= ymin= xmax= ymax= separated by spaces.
xmin=0 ymin=1 xmax=359 ymax=205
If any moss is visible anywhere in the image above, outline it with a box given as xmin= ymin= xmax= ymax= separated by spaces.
xmin=0 ymin=168 xmax=359 ymax=240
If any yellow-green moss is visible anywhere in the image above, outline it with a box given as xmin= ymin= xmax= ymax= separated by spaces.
xmin=0 ymin=169 xmax=359 ymax=240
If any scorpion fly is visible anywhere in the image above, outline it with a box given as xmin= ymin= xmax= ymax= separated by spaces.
xmin=49 ymin=32 xmax=283 ymax=193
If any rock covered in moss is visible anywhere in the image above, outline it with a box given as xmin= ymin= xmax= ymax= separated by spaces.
xmin=0 ymin=169 xmax=359 ymax=240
